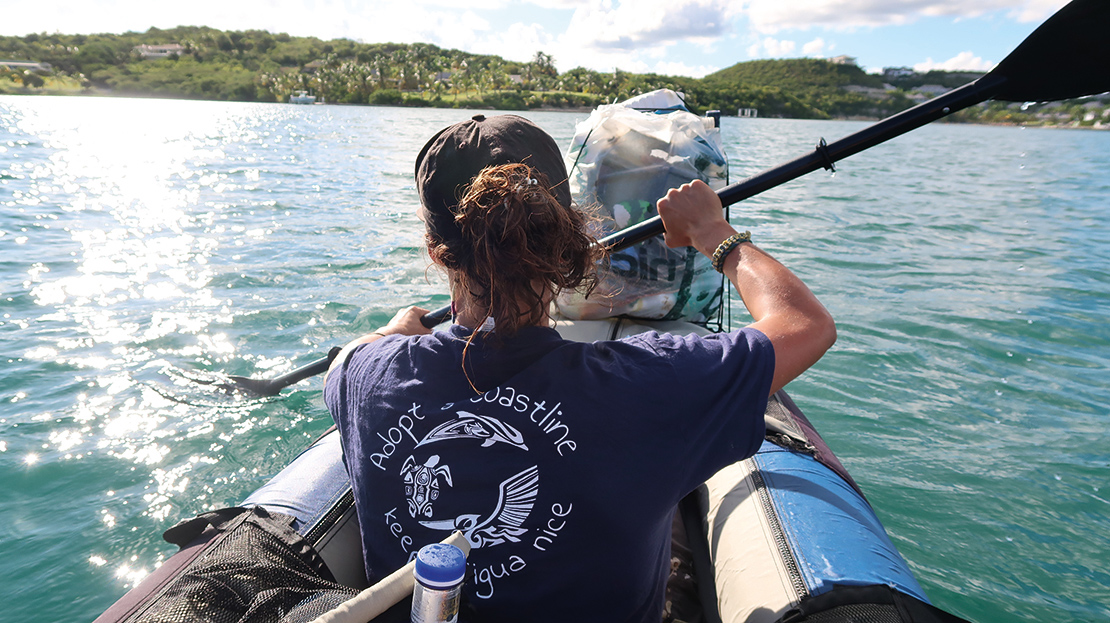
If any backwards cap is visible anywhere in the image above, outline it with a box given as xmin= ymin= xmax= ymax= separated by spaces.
xmin=415 ymin=114 xmax=570 ymax=241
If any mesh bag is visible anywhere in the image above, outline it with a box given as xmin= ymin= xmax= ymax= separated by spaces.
xmin=127 ymin=506 xmax=357 ymax=623
xmin=789 ymin=603 xmax=904 ymax=623
xmin=556 ymin=89 xmax=729 ymax=323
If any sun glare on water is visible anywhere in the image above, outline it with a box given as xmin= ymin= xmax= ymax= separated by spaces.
xmin=2 ymin=96 xmax=300 ymax=592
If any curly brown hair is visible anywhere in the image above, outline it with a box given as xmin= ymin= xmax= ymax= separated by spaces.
xmin=426 ymin=162 xmax=605 ymax=338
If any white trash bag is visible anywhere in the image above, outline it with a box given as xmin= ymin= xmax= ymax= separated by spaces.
xmin=557 ymin=89 xmax=729 ymax=322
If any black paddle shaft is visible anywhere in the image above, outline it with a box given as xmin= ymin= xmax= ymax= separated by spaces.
xmin=224 ymin=311 xmax=447 ymax=396
xmin=600 ymin=75 xmax=1008 ymax=251
xmin=227 ymin=0 xmax=1110 ymax=396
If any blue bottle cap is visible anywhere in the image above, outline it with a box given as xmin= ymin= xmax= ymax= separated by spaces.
xmin=413 ymin=543 xmax=466 ymax=588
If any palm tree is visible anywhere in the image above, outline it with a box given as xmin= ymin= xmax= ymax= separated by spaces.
xmin=372 ymin=56 xmax=390 ymax=89
xmin=431 ymin=78 xmax=447 ymax=101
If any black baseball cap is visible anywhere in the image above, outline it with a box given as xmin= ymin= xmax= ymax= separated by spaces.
xmin=415 ymin=114 xmax=570 ymax=240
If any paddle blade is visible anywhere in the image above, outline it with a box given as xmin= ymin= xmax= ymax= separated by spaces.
xmin=223 ymin=375 xmax=285 ymax=397
xmin=991 ymin=0 xmax=1110 ymax=102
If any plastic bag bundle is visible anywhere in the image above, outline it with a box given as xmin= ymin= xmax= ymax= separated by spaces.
xmin=556 ymin=89 xmax=729 ymax=322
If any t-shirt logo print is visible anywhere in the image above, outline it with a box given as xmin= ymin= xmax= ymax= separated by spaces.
xmin=400 ymin=455 xmax=452 ymax=518
xmin=403 ymin=411 xmax=540 ymax=549
xmin=416 ymin=411 xmax=529 ymax=450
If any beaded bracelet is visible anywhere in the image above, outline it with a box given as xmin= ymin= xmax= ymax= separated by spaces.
xmin=711 ymin=231 xmax=752 ymax=273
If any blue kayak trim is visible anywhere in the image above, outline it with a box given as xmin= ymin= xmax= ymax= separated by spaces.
xmin=752 ymin=440 xmax=929 ymax=603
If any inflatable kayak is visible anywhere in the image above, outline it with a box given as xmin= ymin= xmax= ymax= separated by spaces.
xmin=94 ymin=316 xmax=970 ymax=623
xmin=95 ymin=91 xmax=971 ymax=623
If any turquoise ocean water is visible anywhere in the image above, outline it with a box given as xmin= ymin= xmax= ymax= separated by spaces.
xmin=1 ymin=95 xmax=1108 ymax=622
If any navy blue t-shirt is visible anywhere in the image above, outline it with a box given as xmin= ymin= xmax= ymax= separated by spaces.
xmin=324 ymin=323 xmax=774 ymax=622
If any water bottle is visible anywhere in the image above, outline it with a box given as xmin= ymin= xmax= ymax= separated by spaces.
xmin=410 ymin=543 xmax=466 ymax=623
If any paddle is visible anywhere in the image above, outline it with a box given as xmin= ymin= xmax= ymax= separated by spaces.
xmin=226 ymin=0 xmax=1109 ymax=396
xmin=223 ymin=314 xmax=449 ymax=396
xmin=604 ymin=0 xmax=1110 ymax=251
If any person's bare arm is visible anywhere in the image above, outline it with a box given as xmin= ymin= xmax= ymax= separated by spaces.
xmin=657 ymin=180 xmax=836 ymax=395
xmin=324 ymin=306 xmax=433 ymax=383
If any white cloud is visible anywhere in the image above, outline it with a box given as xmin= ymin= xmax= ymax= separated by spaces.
xmin=420 ymin=0 xmax=511 ymax=8
xmin=1 ymin=0 xmax=258 ymax=36
xmin=802 ymin=36 xmax=826 ymax=55
xmin=564 ymin=0 xmax=738 ymax=50
xmin=913 ymin=51 xmax=994 ymax=71
xmin=650 ymin=60 xmax=721 ymax=78
xmin=522 ymin=0 xmax=591 ymax=7
xmin=467 ymin=21 xmax=554 ymax=63
xmin=333 ymin=5 xmax=494 ymax=50
xmin=743 ymin=0 xmax=1069 ymax=34
xmin=551 ymin=43 xmax=651 ymax=74
xmin=0 ymin=0 xmax=500 ymax=47
xmin=748 ymin=36 xmax=797 ymax=58
xmin=542 ymin=0 xmax=740 ymax=73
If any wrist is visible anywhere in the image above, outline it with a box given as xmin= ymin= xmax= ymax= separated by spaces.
xmin=690 ymin=222 xmax=739 ymax=259
xmin=711 ymin=231 xmax=752 ymax=273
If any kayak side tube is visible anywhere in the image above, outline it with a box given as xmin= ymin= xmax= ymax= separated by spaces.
xmin=703 ymin=439 xmax=929 ymax=622
xmin=579 ymin=317 xmax=969 ymax=622
xmin=700 ymin=391 xmax=970 ymax=623
xmin=241 ymin=428 xmax=368 ymax=589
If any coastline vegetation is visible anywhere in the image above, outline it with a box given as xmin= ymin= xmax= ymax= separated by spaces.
xmin=2 ymin=26 xmax=1107 ymax=127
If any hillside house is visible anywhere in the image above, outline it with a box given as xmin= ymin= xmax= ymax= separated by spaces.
xmin=914 ymin=85 xmax=951 ymax=95
xmin=843 ymin=84 xmax=893 ymax=99
xmin=882 ymin=67 xmax=915 ymax=79
xmin=1 ymin=60 xmax=52 ymax=73
xmin=135 ymin=44 xmax=185 ymax=59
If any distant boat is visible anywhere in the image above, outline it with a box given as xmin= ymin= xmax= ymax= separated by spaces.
xmin=289 ymin=90 xmax=316 ymax=105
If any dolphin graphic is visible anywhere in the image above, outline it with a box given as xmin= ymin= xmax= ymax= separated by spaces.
xmin=416 ymin=411 xmax=528 ymax=451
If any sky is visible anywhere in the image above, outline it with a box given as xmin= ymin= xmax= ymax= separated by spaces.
xmin=2 ymin=0 xmax=1072 ymax=78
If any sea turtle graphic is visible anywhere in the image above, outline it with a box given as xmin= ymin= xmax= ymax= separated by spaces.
xmin=401 ymin=454 xmax=453 ymax=518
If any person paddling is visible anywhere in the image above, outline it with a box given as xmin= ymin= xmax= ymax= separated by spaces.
xmin=324 ymin=114 xmax=835 ymax=622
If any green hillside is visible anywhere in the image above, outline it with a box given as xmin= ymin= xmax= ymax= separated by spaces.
xmin=0 ymin=28 xmax=916 ymax=118
xmin=689 ymin=58 xmax=911 ymax=119
xmin=705 ymin=58 xmax=884 ymax=91
xmin=4 ymin=27 xmax=1103 ymax=126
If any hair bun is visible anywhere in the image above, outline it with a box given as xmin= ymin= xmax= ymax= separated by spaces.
xmin=427 ymin=163 xmax=603 ymax=338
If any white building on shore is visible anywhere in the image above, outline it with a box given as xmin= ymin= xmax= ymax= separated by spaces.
xmin=1 ymin=60 xmax=52 ymax=73
xmin=134 ymin=44 xmax=186 ymax=59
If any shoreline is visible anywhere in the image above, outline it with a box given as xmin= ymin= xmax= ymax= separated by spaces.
xmin=3 ymin=90 xmax=1105 ymax=130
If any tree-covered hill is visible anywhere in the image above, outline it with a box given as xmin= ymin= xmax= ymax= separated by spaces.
xmin=884 ymin=70 xmax=985 ymax=90
xmin=3 ymin=26 xmax=1105 ymax=126
xmin=690 ymin=58 xmax=912 ymax=119
xmin=706 ymin=58 xmax=885 ymax=91
xmin=0 ymin=26 xmax=913 ymax=118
